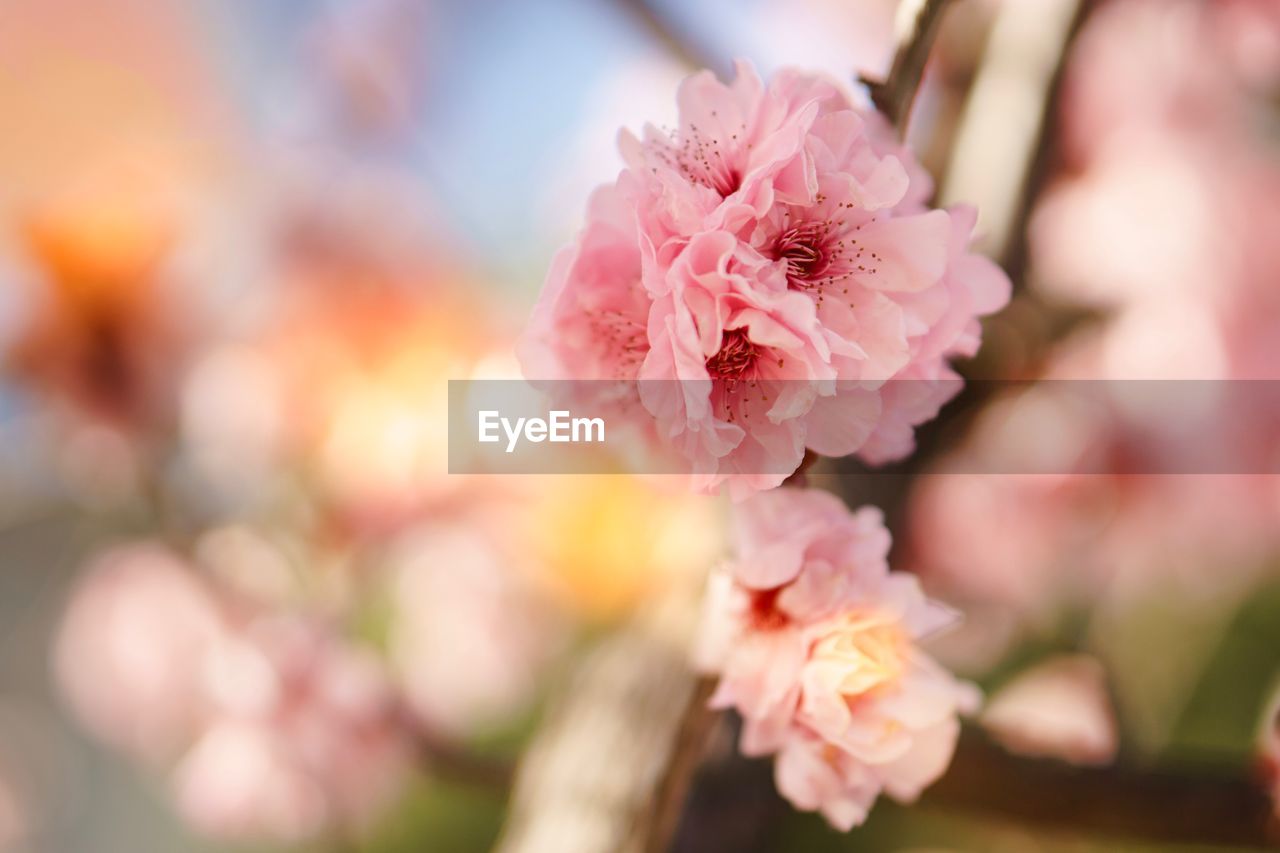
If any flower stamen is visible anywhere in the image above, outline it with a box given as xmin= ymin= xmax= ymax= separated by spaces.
xmin=706 ymin=328 xmax=759 ymax=379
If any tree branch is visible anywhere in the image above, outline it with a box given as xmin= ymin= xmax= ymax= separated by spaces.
xmin=925 ymin=728 xmax=1279 ymax=848
xmin=938 ymin=0 xmax=1086 ymax=265
xmin=866 ymin=0 xmax=956 ymax=135
xmin=414 ymin=729 xmax=516 ymax=791
xmin=613 ymin=0 xmax=722 ymax=74
xmin=494 ymin=589 xmax=706 ymax=853
xmin=638 ymin=677 xmax=719 ymax=853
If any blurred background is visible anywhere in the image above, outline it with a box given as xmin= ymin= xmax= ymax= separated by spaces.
xmin=1 ymin=0 xmax=1279 ymax=851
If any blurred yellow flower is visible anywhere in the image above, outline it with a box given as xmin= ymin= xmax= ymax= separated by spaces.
xmin=522 ymin=475 xmax=725 ymax=620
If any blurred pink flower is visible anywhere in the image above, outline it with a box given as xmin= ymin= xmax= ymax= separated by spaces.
xmin=387 ymin=520 xmax=560 ymax=737
xmin=173 ymin=721 xmax=330 ymax=844
xmin=54 ymin=544 xmax=222 ymax=763
xmin=1056 ymin=0 xmax=1280 ymax=166
xmin=746 ymin=0 xmax=901 ymax=81
xmin=981 ymin=655 xmax=1118 ymax=767
xmin=0 ymin=763 xmax=24 ymax=852
xmin=304 ymin=0 xmax=432 ymax=136
xmin=521 ymin=61 xmax=1008 ymax=497
xmin=55 ymin=542 xmax=414 ymax=843
xmin=175 ymin=615 xmax=412 ymax=844
xmin=907 ymin=367 xmax=1280 ymax=625
xmin=698 ymin=488 xmax=977 ymax=829
xmin=1036 ymin=0 xmax=1280 ymax=343
xmin=926 ymin=0 xmax=1280 ymax=654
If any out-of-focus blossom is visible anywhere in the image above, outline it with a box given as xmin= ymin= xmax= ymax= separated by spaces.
xmin=1034 ymin=0 xmax=1280 ymax=339
xmin=180 ymin=343 xmax=288 ymax=502
xmin=1032 ymin=138 xmax=1219 ymax=318
xmin=7 ymin=174 xmax=189 ymax=429
xmin=520 ymin=475 xmax=725 ymax=620
xmin=0 ymin=763 xmax=24 ymax=852
xmin=747 ymin=0 xmax=900 ymax=81
xmin=175 ymin=615 xmax=412 ymax=844
xmin=698 ymin=488 xmax=977 ymax=829
xmin=908 ymin=374 xmax=1280 ymax=624
xmin=522 ymin=61 xmax=1008 ymax=498
xmin=1055 ymin=0 xmax=1276 ymax=163
xmin=194 ymin=524 xmax=302 ymax=608
xmin=302 ymin=0 xmax=433 ymax=138
xmin=981 ymin=655 xmax=1117 ymax=767
xmin=182 ymin=279 xmax=496 ymax=528
xmin=1212 ymin=0 xmax=1280 ymax=92
xmin=387 ymin=519 xmax=561 ymax=737
xmin=0 ymin=0 xmax=236 ymax=439
xmin=913 ymin=0 xmax=1280 ymax=646
xmin=1260 ymin=683 xmax=1280 ymax=816
xmin=173 ymin=722 xmax=328 ymax=844
xmin=54 ymin=544 xmax=222 ymax=764
xmin=56 ymin=543 xmax=414 ymax=844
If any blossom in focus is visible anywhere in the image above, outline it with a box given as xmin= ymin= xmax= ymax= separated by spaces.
xmin=698 ymin=488 xmax=977 ymax=829
xmin=981 ymin=655 xmax=1118 ymax=767
xmin=520 ymin=61 xmax=1009 ymax=498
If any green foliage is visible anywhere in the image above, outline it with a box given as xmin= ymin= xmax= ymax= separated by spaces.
xmin=359 ymin=776 xmax=505 ymax=853
xmin=1168 ymin=574 xmax=1280 ymax=762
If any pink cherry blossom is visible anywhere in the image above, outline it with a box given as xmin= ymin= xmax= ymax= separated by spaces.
xmin=911 ymin=0 xmax=1280 ymax=660
xmin=697 ymin=488 xmax=978 ymax=829
xmin=0 ymin=762 xmax=25 ymax=851
xmin=521 ymin=61 xmax=1009 ymax=497
xmin=386 ymin=520 xmax=561 ymax=737
xmin=981 ymin=655 xmax=1118 ymax=767
xmin=175 ymin=615 xmax=412 ymax=843
xmin=54 ymin=544 xmax=223 ymax=764
xmin=54 ymin=543 xmax=414 ymax=844
xmin=907 ymin=368 xmax=1280 ymax=628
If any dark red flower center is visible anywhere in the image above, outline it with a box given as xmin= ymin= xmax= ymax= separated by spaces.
xmin=748 ymin=587 xmax=789 ymax=631
xmin=772 ymin=222 xmax=833 ymax=289
xmin=706 ymin=328 xmax=758 ymax=379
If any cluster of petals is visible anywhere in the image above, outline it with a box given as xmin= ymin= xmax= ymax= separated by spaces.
xmin=520 ymin=61 xmax=1009 ymax=497
xmin=385 ymin=519 xmax=562 ymax=736
xmin=911 ymin=0 xmax=1280 ymax=645
xmin=54 ymin=544 xmax=412 ymax=844
xmin=697 ymin=488 xmax=978 ymax=829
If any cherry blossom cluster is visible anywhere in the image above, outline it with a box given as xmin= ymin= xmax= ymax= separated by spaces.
xmin=54 ymin=544 xmax=413 ymax=843
xmin=520 ymin=61 xmax=1009 ymax=497
xmin=696 ymin=488 xmax=978 ymax=828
